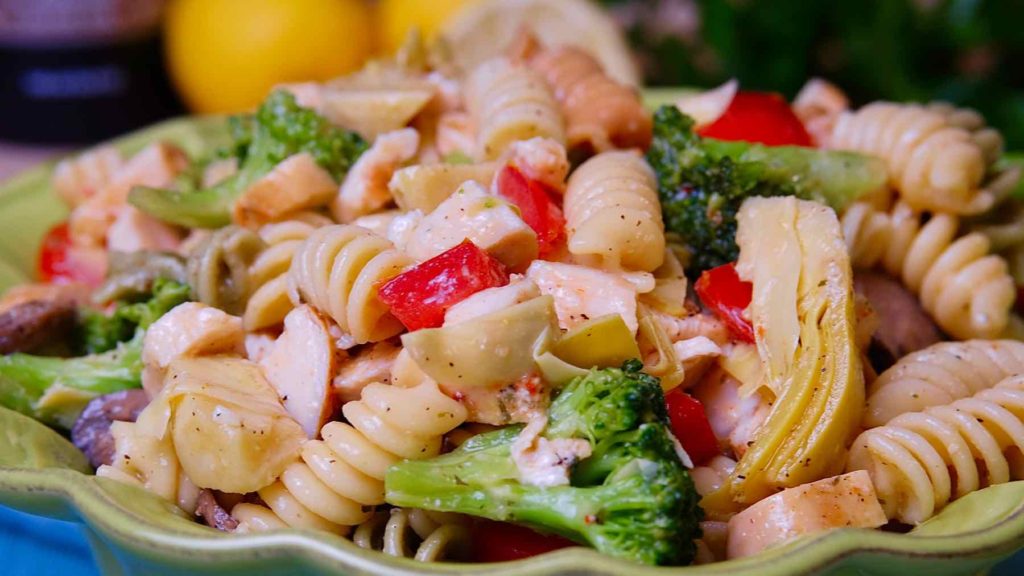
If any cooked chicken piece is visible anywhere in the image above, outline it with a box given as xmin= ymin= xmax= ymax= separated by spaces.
xmin=331 ymin=128 xmax=420 ymax=223
xmin=244 ymin=331 xmax=278 ymax=363
xmin=195 ymin=489 xmax=239 ymax=532
xmin=435 ymin=111 xmax=476 ymax=159
xmin=727 ymin=470 xmax=886 ymax=559
xmin=141 ymin=302 xmax=245 ymax=397
xmin=792 ymin=78 xmax=849 ymax=146
xmin=497 ymin=137 xmax=569 ymax=193
xmin=691 ymin=368 xmax=772 ymax=458
xmin=53 ymin=146 xmax=125 ymax=208
xmin=0 ymin=299 xmax=77 ymax=354
xmin=526 ymin=260 xmax=639 ymax=333
xmin=408 ymin=181 xmax=537 ymax=270
xmin=259 ymin=305 xmax=342 ymax=437
xmin=854 ymin=271 xmax=942 ymax=369
xmin=511 ymin=415 xmax=592 ymax=487
xmin=233 ymin=153 xmax=337 ymax=228
xmin=444 ymin=277 xmax=540 ymax=325
xmin=673 ymin=336 xmax=723 ymax=388
xmin=71 ymin=389 xmax=149 ymax=468
xmin=332 ymin=340 xmax=400 ymax=403
xmin=652 ymin=309 xmax=731 ymax=346
xmin=107 ymin=206 xmax=183 ymax=253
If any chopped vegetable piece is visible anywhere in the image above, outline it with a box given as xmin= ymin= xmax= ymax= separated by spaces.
xmin=495 ymin=165 xmax=566 ymax=257
xmin=698 ymin=92 xmax=812 ymax=147
xmin=551 ymin=314 xmax=641 ymax=369
xmin=694 ymin=263 xmax=754 ymax=343
xmin=472 ymin=520 xmax=576 ymax=562
xmin=664 ymin=389 xmax=719 ymax=466
xmin=37 ymin=222 xmax=105 ymax=287
xmin=379 ymin=240 xmax=510 ymax=331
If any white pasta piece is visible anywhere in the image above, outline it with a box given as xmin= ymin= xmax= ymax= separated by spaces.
xmin=288 ymin=224 xmax=412 ymax=344
xmin=466 ymin=57 xmax=565 ymax=160
xmin=244 ymin=220 xmax=321 ymax=331
xmin=406 ymin=181 xmax=537 ymax=270
xmin=841 ymin=200 xmax=1015 ymax=339
xmin=331 ymin=128 xmax=420 ymax=223
xmin=526 ymin=260 xmax=639 ymax=334
xmin=564 ymin=151 xmax=664 ymax=271
xmin=848 ymin=373 xmax=1024 ymax=524
xmin=864 ymin=340 xmax=1024 ymax=427
xmin=389 ymin=162 xmax=497 ymax=212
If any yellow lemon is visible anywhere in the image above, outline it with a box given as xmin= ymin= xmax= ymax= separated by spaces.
xmin=165 ymin=0 xmax=373 ymax=114
xmin=376 ymin=0 xmax=476 ymax=56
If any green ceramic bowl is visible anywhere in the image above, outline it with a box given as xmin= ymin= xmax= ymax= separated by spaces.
xmin=2 ymin=112 xmax=1024 ymax=576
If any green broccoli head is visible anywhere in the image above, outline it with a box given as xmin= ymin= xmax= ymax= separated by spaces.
xmin=80 ymin=279 xmax=190 ymax=355
xmin=130 ymin=90 xmax=367 ymax=228
xmin=385 ymin=364 xmax=702 ymax=566
xmin=546 ymin=359 xmax=668 ymax=444
xmin=647 ymin=105 xmax=888 ymax=276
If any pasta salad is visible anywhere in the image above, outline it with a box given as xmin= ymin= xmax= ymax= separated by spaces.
xmin=2 ymin=32 xmax=1023 ymax=567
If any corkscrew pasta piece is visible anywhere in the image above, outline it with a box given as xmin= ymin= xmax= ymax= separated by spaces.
xmin=864 ymin=340 xmax=1024 ymax=427
xmin=287 ymin=224 xmax=412 ymax=344
xmin=186 ymin=225 xmax=266 ymax=316
xmin=352 ymin=508 xmax=470 ymax=562
xmin=529 ymin=46 xmax=651 ymax=152
xmin=231 ymin=380 xmax=468 ymax=534
xmin=841 ymin=201 xmax=1015 ymax=339
xmin=925 ymin=102 xmax=1005 ymax=166
xmin=848 ymin=373 xmax=1024 ymax=524
xmin=564 ymin=151 xmax=665 ymax=271
xmin=244 ymin=220 xmax=320 ymax=331
xmin=466 ymin=57 xmax=565 ymax=160
xmin=829 ymin=102 xmax=993 ymax=215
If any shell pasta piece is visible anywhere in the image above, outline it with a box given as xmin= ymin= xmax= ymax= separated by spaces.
xmin=864 ymin=340 xmax=1024 ymax=427
xmin=564 ymin=151 xmax=664 ymax=271
xmin=232 ymin=380 xmax=467 ymax=534
xmin=829 ymin=102 xmax=993 ymax=215
xmin=848 ymin=374 xmax=1024 ymax=524
xmin=466 ymin=57 xmax=565 ymax=160
xmin=841 ymin=201 xmax=1015 ymax=339
xmin=529 ymin=46 xmax=651 ymax=152
xmin=287 ymin=224 xmax=412 ymax=344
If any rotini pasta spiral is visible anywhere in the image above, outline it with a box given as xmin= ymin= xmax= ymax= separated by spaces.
xmin=564 ymin=151 xmax=664 ymax=271
xmin=231 ymin=380 xmax=468 ymax=534
xmin=187 ymin=225 xmax=266 ymax=316
xmin=841 ymin=200 xmax=1015 ymax=339
xmin=925 ymin=102 xmax=1004 ymax=166
xmin=848 ymin=373 xmax=1024 ymax=524
xmin=529 ymin=46 xmax=651 ymax=152
xmin=352 ymin=508 xmax=470 ymax=562
xmin=244 ymin=220 xmax=319 ymax=331
xmin=287 ymin=224 xmax=412 ymax=344
xmin=466 ymin=57 xmax=565 ymax=160
xmin=829 ymin=102 xmax=993 ymax=215
xmin=864 ymin=340 xmax=1024 ymax=427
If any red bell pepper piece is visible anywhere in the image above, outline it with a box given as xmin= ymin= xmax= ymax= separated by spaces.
xmin=378 ymin=239 xmax=510 ymax=331
xmin=37 ymin=222 xmax=106 ymax=287
xmin=664 ymin=389 xmax=719 ymax=466
xmin=495 ymin=165 xmax=566 ymax=258
xmin=699 ymin=91 xmax=812 ymax=147
xmin=694 ymin=262 xmax=754 ymax=343
xmin=472 ymin=520 xmax=576 ymax=563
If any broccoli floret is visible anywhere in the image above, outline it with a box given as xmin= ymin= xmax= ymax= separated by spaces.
xmin=129 ymin=90 xmax=367 ymax=228
xmin=647 ymin=105 xmax=887 ymax=275
xmin=385 ymin=362 xmax=702 ymax=566
xmin=0 ymin=280 xmax=189 ymax=429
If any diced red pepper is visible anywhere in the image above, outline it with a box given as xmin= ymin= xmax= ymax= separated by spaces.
xmin=664 ymin=389 xmax=719 ymax=466
xmin=378 ymin=239 xmax=510 ymax=331
xmin=694 ymin=262 xmax=754 ymax=343
xmin=37 ymin=222 xmax=106 ymax=287
xmin=699 ymin=91 xmax=813 ymax=147
xmin=472 ymin=520 xmax=576 ymax=563
xmin=495 ymin=165 xmax=566 ymax=258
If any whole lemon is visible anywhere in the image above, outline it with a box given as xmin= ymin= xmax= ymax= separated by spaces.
xmin=165 ymin=0 xmax=373 ymax=114
xmin=376 ymin=0 xmax=475 ymax=56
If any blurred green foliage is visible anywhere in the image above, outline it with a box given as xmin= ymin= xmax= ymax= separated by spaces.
xmin=605 ymin=0 xmax=1024 ymax=147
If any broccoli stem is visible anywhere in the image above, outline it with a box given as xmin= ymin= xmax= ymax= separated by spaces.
xmin=128 ymin=181 xmax=238 ymax=229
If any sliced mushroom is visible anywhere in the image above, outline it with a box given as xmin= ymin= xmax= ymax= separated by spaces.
xmin=259 ymin=305 xmax=342 ymax=438
xmin=0 ymin=299 xmax=77 ymax=354
xmin=195 ymin=489 xmax=240 ymax=532
xmin=71 ymin=389 xmax=150 ymax=468
xmin=854 ymin=271 xmax=942 ymax=369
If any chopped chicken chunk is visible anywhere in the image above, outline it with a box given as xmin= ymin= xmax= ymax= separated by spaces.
xmin=331 ymin=128 xmax=419 ymax=223
xmin=691 ymin=368 xmax=772 ymax=458
xmin=497 ymin=137 xmax=570 ymax=193
xmin=333 ymin=341 xmax=401 ymax=403
xmin=511 ymin=416 xmax=592 ymax=487
xmin=526 ymin=260 xmax=639 ymax=333
xmin=107 ymin=206 xmax=183 ymax=253
xmin=233 ymin=152 xmax=337 ymax=228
